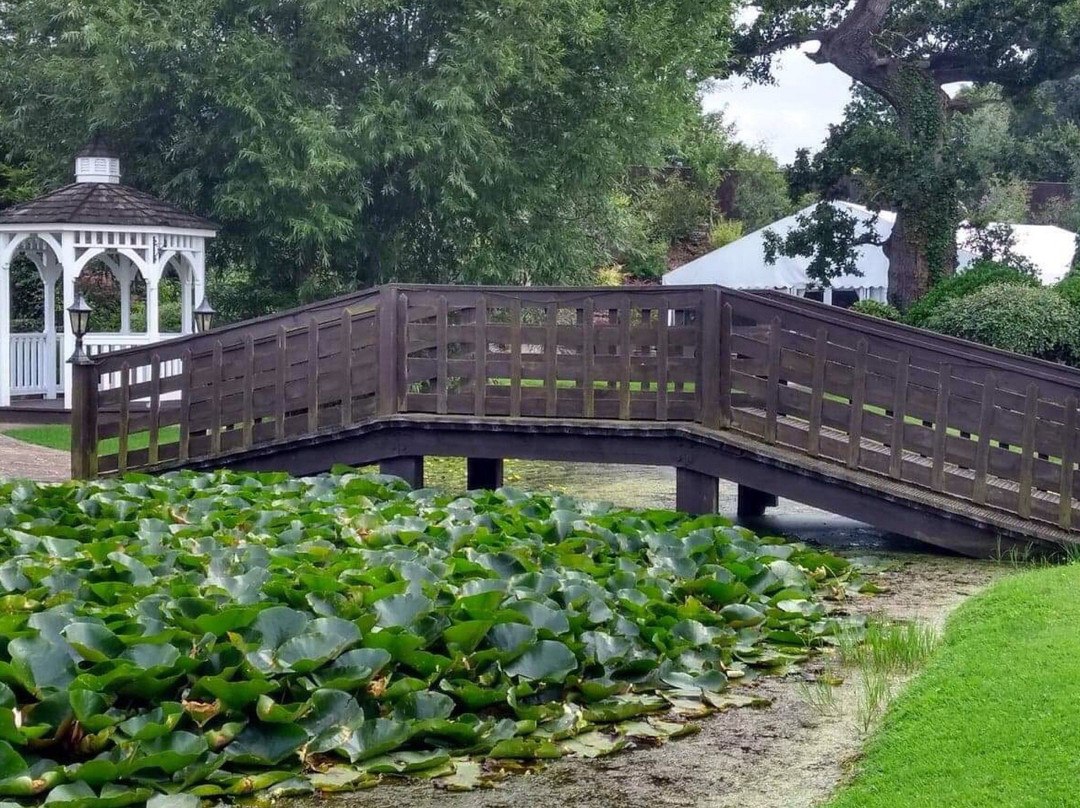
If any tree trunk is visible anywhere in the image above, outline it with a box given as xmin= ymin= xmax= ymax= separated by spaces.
xmin=885 ymin=208 xmax=931 ymax=309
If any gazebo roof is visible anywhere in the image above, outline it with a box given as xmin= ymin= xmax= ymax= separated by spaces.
xmin=0 ymin=182 xmax=217 ymax=231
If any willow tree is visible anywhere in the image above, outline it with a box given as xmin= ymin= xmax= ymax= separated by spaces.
xmin=0 ymin=0 xmax=731 ymax=313
xmin=735 ymin=0 xmax=1080 ymax=307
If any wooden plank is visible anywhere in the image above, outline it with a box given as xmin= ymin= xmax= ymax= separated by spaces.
xmin=242 ymin=335 xmax=255 ymax=448
xmin=972 ymin=374 xmax=997 ymax=505
xmin=583 ymin=297 xmax=595 ymax=418
xmin=117 ymin=363 xmax=130 ymax=472
xmin=718 ymin=300 xmax=733 ymax=428
xmin=378 ymin=287 xmax=399 ymax=415
xmin=340 ymin=310 xmax=353 ymax=426
xmin=656 ymin=300 xmax=669 ymax=421
xmin=847 ymin=338 xmax=868 ymax=468
xmin=1018 ymin=383 xmax=1039 ymax=519
xmin=1060 ymin=395 xmax=1077 ymax=528
xmin=474 ymin=295 xmax=487 ymax=416
xmin=275 ymin=325 xmax=287 ymax=440
xmin=764 ymin=317 xmax=782 ymax=443
xmin=307 ymin=317 xmax=320 ymax=432
xmin=510 ymin=298 xmax=522 ymax=418
xmin=806 ymin=327 xmax=827 ymax=457
xmin=546 ymin=303 xmax=559 ymax=417
xmin=888 ymin=351 xmax=909 ymax=479
xmin=211 ymin=341 xmax=223 ymax=455
xmin=699 ymin=288 xmax=720 ymax=428
xmin=618 ymin=299 xmax=631 ymax=420
xmin=436 ymin=295 xmax=449 ymax=415
xmin=179 ymin=349 xmax=192 ymax=462
xmin=931 ymin=364 xmax=952 ymax=492
xmin=148 ymin=355 xmax=161 ymax=466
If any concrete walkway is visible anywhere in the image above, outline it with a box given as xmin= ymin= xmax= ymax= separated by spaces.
xmin=0 ymin=428 xmax=69 ymax=482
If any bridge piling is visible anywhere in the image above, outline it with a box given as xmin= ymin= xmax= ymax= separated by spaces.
xmin=380 ymin=455 xmax=424 ymax=488
xmin=737 ymin=485 xmax=779 ymax=518
xmin=676 ymin=467 xmax=718 ymax=515
xmin=467 ymin=458 xmax=503 ymax=491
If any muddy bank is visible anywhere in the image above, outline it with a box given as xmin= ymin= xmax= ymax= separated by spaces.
xmin=298 ymin=463 xmax=1005 ymax=808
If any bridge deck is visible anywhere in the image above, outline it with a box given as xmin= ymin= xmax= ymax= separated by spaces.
xmin=69 ymin=284 xmax=1080 ymax=557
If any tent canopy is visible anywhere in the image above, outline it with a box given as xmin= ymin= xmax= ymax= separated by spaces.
xmin=662 ymin=200 xmax=1077 ymax=292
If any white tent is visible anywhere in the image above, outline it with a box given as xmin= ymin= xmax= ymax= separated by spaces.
xmin=957 ymin=223 xmax=1078 ymax=286
xmin=662 ymin=202 xmax=906 ymax=303
xmin=662 ymin=200 xmax=1078 ymax=304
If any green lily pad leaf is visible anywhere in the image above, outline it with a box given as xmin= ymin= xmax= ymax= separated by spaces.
xmin=117 ymin=704 xmax=183 ymax=740
xmin=312 ymin=648 xmax=391 ymax=690
xmin=487 ymin=737 xmax=562 ymax=760
xmin=224 ymin=723 xmax=308 ymax=766
xmin=339 ymin=719 xmax=411 ymax=763
xmin=373 ymin=594 xmax=433 ymax=628
xmin=146 ymin=795 xmax=199 ymax=808
xmin=308 ymin=766 xmax=372 ymax=792
xmin=392 ymin=691 xmax=454 ymax=721
xmin=8 ymin=636 xmax=76 ymax=693
xmin=130 ymin=731 xmax=209 ymax=774
xmin=62 ymin=624 xmax=125 ymax=663
xmin=558 ymin=730 xmax=628 ymax=758
xmin=192 ymin=676 xmax=278 ymax=709
xmin=503 ymin=640 xmax=577 ymax=682
xmin=362 ymin=750 xmax=451 ymax=774
xmin=719 ymin=603 xmax=766 ymax=628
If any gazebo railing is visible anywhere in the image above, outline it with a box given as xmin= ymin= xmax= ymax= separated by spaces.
xmin=9 ymin=333 xmax=57 ymax=397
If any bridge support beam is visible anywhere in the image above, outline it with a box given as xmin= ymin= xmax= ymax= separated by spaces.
xmin=467 ymin=457 xmax=504 ymax=490
xmin=737 ymin=485 xmax=778 ymax=519
xmin=380 ymin=456 xmax=424 ymax=489
xmin=676 ymin=467 xmax=718 ymax=515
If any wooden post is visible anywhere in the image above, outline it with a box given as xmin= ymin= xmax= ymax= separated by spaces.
xmin=676 ymin=467 xmax=718 ymax=515
xmin=737 ymin=485 xmax=778 ymax=518
xmin=699 ymin=287 xmax=721 ymax=428
xmin=380 ymin=455 xmax=424 ymax=489
xmin=378 ymin=286 xmax=400 ymax=416
xmin=70 ymin=360 xmax=98 ymax=479
xmin=467 ymin=457 xmax=504 ymax=490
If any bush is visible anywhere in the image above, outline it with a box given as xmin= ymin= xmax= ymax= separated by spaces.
xmin=1054 ymin=270 xmax=1080 ymax=309
xmin=709 ymin=217 xmax=744 ymax=249
xmin=636 ymin=176 xmax=711 ymax=244
xmin=621 ymin=239 xmax=669 ymax=280
xmin=904 ymin=260 xmax=1040 ymax=327
xmin=924 ymin=283 xmax=1080 ymax=363
xmin=850 ymin=299 xmax=901 ymax=321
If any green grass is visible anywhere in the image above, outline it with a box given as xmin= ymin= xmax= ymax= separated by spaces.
xmin=4 ymin=424 xmax=180 ymax=455
xmin=825 ymin=564 xmax=1080 ymax=808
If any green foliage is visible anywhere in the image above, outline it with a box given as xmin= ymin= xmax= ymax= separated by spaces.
xmin=826 ymin=564 xmax=1080 ymax=808
xmin=0 ymin=468 xmax=863 ymax=801
xmin=904 ymin=260 xmax=1040 ymax=327
xmin=0 ymin=0 xmax=732 ymax=297
xmin=635 ymin=176 xmax=711 ymax=245
xmin=763 ymin=202 xmax=880 ymax=286
xmin=709 ymin=218 xmax=744 ymax=249
xmin=1054 ymin=270 xmax=1080 ymax=309
xmin=923 ymin=283 xmax=1079 ymax=363
xmin=620 ymin=239 xmax=670 ymax=281
xmin=849 ymin=300 xmax=901 ymax=321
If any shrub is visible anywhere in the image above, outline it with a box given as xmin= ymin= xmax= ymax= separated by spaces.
xmin=636 ymin=176 xmax=711 ymax=244
xmin=621 ymin=239 xmax=669 ymax=280
xmin=850 ymin=299 xmax=901 ymax=321
xmin=1054 ymin=270 xmax=1080 ymax=309
xmin=924 ymin=283 xmax=1080 ymax=363
xmin=904 ymin=260 xmax=1040 ymax=327
xmin=595 ymin=264 xmax=625 ymax=286
xmin=709 ymin=217 xmax=744 ymax=249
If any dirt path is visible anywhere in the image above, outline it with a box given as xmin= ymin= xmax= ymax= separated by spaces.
xmin=300 ymin=553 xmax=1004 ymax=808
xmin=0 ymin=427 xmax=68 ymax=482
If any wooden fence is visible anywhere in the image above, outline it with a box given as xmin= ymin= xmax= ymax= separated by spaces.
xmin=73 ymin=284 xmax=1080 ymax=535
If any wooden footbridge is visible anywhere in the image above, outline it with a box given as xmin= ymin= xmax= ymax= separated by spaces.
xmin=70 ymin=284 xmax=1080 ymax=557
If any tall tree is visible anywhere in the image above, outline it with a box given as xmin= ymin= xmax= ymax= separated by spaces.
xmin=0 ymin=0 xmax=730 ymax=314
xmin=735 ymin=0 xmax=1080 ymax=307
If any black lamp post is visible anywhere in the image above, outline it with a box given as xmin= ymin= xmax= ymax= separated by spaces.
xmin=67 ymin=292 xmax=93 ymax=365
xmin=194 ymin=297 xmax=216 ymax=333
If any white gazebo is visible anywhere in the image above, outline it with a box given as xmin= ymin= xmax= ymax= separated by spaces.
xmin=0 ymin=138 xmax=217 ymax=407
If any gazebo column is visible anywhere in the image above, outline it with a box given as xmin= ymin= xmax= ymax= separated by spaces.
xmin=40 ymin=257 xmax=61 ymax=399
xmin=61 ymin=233 xmax=77 ymax=404
xmin=0 ymin=259 xmax=9 ymax=407
xmin=117 ymin=258 xmax=134 ymax=335
xmin=180 ymin=261 xmax=194 ymax=334
xmin=144 ymin=257 xmax=164 ymax=339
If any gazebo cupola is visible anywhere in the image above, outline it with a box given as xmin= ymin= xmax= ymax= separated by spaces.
xmin=0 ymin=138 xmax=217 ymax=408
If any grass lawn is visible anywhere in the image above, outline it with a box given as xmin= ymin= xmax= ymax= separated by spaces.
xmin=4 ymin=424 xmax=180 ymax=455
xmin=826 ymin=563 xmax=1080 ymax=808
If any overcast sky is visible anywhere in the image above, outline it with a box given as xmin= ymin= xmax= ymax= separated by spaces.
xmin=702 ymin=45 xmax=855 ymax=165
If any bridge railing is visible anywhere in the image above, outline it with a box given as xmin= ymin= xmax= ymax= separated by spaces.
xmin=71 ymin=283 xmax=1080 ymax=534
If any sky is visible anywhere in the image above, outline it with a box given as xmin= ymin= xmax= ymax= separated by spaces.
xmin=702 ymin=44 xmax=854 ymax=165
